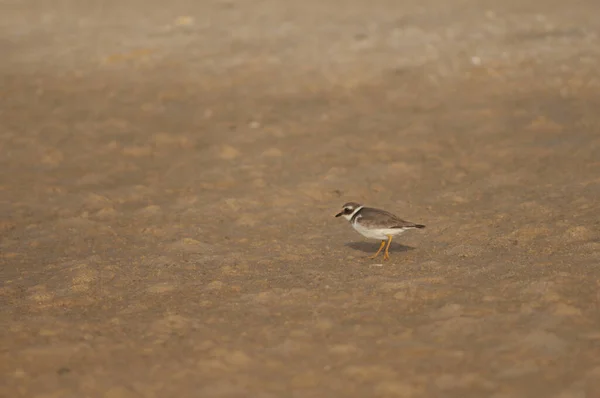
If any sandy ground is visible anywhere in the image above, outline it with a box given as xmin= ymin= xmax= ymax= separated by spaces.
xmin=2 ymin=0 xmax=600 ymax=397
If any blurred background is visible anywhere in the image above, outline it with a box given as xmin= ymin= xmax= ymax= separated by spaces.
xmin=2 ymin=0 xmax=600 ymax=397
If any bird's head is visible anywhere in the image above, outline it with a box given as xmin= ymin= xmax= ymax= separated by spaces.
xmin=335 ymin=202 xmax=362 ymax=221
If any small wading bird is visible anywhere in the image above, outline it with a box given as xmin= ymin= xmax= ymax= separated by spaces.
xmin=335 ymin=202 xmax=425 ymax=261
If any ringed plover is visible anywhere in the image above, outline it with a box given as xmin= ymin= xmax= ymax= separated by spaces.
xmin=335 ymin=202 xmax=425 ymax=260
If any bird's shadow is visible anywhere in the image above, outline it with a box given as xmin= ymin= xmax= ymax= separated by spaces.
xmin=345 ymin=241 xmax=415 ymax=254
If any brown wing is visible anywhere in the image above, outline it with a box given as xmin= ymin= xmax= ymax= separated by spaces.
xmin=357 ymin=207 xmax=425 ymax=229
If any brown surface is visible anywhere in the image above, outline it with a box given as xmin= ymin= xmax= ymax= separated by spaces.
xmin=2 ymin=0 xmax=600 ymax=397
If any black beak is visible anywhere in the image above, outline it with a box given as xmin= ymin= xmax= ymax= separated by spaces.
xmin=335 ymin=212 xmax=343 ymax=217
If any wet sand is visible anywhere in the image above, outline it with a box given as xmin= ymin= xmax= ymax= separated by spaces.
xmin=2 ymin=0 xmax=600 ymax=397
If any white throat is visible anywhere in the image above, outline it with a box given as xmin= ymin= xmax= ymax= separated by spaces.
xmin=343 ymin=206 xmax=364 ymax=222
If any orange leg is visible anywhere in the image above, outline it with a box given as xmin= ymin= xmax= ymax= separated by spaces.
xmin=370 ymin=240 xmax=386 ymax=259
xmin=383 ymin=235 xmax=393 ymax=261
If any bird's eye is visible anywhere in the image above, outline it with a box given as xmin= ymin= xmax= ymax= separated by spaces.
xmin=344 ymin=208 xmax=352 ymax=213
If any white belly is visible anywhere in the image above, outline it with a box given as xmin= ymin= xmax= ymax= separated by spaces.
xmin=352 ymin=221 xmax=407 ymax=240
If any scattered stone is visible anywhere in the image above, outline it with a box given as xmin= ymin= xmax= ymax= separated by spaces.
xmin=375 ymin=380 xmax=421 ymax=397
xmin=329 ymin=344 xmax=359 ymax=355
xmin=261 ymin=147 xmax=283 ymax=157
xmin=223 ymin=350 xmax=251 ymax=366
xmin=137 ymin=205 xmax=161 ymax=215
xmin=206 ymin=281 xmax=224 ymax=291
xmin=121 ymin=146 xmax=153 ymax=157
xmin=553 ymin=302 xmax=582 ymax=316
xmin=103 ymin=386 xmax=139 ymax=398
xmin=218 ymin=145 xmax=240 ymax=160
xmin=521 ymin=330 xmax=568 ymax=354
xmin=147 ymin=283 xmax=176 ymax=294
xmin=565 ymin=226 xmax=593 ymax=242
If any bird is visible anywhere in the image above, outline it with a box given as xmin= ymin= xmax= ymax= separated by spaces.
xmin=335 ymin=202 xmax=425 ymax=260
